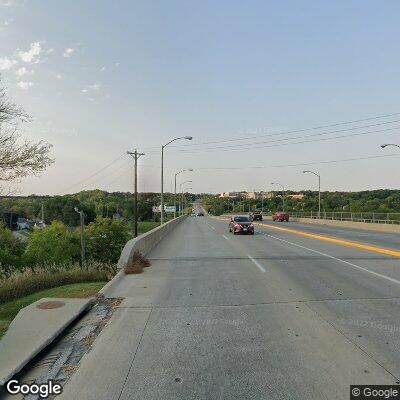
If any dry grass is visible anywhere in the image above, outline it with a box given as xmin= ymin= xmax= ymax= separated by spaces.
xmin=124 ymin=251 xmax=151 ymax=274
xmin=0 ymin=262 xmax=116 ymax=305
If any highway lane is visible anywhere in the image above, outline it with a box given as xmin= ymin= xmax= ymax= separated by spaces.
xmin=259 ymin=218 xmax=400 ymax=250
xmin=60 ymin=216 xmax=400 ymax=400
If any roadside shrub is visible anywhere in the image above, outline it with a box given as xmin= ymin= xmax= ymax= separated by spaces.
xmin=24 ymin=221 xmax=80 ymax=266
xmin=0 ymin=261 xmax=116 ymax=304
xmin=0 ymin=224 xmax=26 ymax=277
xmin=124 ymin=251 xmax=151 ymax=274
xmin=86 ymin=217 xmax=130 ymax=264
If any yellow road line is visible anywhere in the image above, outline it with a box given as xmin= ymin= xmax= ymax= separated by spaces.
xmin=210 ymin=216 xmax=400 ymax=258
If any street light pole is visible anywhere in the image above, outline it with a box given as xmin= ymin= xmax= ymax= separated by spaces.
xmin=271 ymin=182 xmax=285 ymax=212
xmin=74 ymin=207 xmax=85 ymax=266
xmin=303 ymin=170 xmax=321 ymax=218
xmin=179 ymin=180 xmax=192 ymax=216
xmin=174 ymin=169 xmax=193 ymax=218
xmin=161 ymin=136 xmax=193 ymax=225
xmin=128 ymin=150 xmax=145 ymax=237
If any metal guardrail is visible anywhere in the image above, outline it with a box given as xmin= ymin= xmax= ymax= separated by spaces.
xmin=268 ymin=211 xmax=400 ymax=225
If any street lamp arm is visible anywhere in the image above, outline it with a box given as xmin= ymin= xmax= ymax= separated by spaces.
xmin=381 ymin=143 xmax=400 ymax=149
xmin=303 ymin=170 xmax=320 ymax=178
xmin=163 ymin=136 xmax=193 ymax=148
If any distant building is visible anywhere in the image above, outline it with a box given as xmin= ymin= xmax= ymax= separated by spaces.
xmin=244 ymin=192 xmax=259 ymax=200
xmin=219 ymin=192 xmax=242 ymax=199
xmin=262 ymin=192 xmax=275 ymax=199
xmin=287 ymin=194 xmax=305 ymax=200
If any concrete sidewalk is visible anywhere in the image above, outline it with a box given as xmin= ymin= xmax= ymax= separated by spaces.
xmin=0 ymin=298 xmax=94 ymax=386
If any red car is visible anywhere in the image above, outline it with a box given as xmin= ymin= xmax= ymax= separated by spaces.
xmin=229 ymin=216 xmax=255 ymax=235
xmin=272 ymin=212 xmax=289 ymax=222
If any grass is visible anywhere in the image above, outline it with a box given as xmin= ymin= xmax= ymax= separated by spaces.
xmin=0 ymin=262 xmax=115 ymax=304
xmin=0 ymin=281 xmax=106 ymax=339
xmin=137 ymin=221 xmax=159 ymax=235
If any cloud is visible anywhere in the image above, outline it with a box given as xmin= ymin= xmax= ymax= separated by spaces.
xmin=18 ymin=42 xmax=42 ymax=63
xmin=17 ymin=81 xmax=34 ymax=90
xmin=88 ymin=83 xmax=101 ymax=90
xmin=100 ymin=66 xmax=106 ymax=72
xmin=46 ymin=48 xmax=54 ymax=54
xmin=0 ymin=57 xmax=17 ymax=70
xmin=0 ymin=0 xmax=16 ymax=6
xmin=55 ymin=73 xmax=63 ymax=79
xmin=63 ymin=47 xmax=74 ymax=58
xmin=81 ymin=83 xmax=101 ymax=94
xmin=16 ymin=66 xmax=33 ymax=77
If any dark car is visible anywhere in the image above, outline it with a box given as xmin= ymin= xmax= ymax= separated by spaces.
xmin=272 ymin=212 xmax=289 ymax=222
xmin=249 ymin=210 xmax=263 ymax=221
xmin=229 ymin=216 xmax=255 ymax=235
xmin=197 ymin=212 xmax=204 ymax=216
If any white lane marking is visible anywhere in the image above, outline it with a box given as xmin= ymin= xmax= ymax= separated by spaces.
xmin=222 ymin=234 xmax=230 ymax=241
xmin=263 ymin=233 xmax=400 ymax=286
xmin=247 ymin=255 xmax=266 ymax=273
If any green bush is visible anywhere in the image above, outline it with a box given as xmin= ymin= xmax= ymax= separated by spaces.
xmin=86 ymin=216 xmax=130 ymax=264
xmin=0 ymin=224 xmax=26 ymax=277
xmin=24 ymin=221 xmax=80 ymax=266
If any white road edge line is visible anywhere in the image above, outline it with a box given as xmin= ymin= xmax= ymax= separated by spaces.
xmin=247 ymin=255 xmax=266 ymax=273
xmin=264 ymin=233 xmax=400 ymax=286
xmin=222 ymin=234 xmax=230 ymax=241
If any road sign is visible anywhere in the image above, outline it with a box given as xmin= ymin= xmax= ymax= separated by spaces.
xmin=152 ymin=206 xmax=176 ymax=213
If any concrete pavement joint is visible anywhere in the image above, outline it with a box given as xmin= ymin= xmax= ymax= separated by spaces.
xmin=117 ymin=307 xmax=153 ymax=400
xmin=115 ymin=296 xmax=400 ymax=310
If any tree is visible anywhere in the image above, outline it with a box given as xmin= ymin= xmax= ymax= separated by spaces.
xmin=0 ymin=223 xmax=26 ymax=276
xmin=85 ymin=216 xmax=130 ymax=263
xmin=24 ymin=221 xmax=80 ymax=266
xmin=0 ymin=78 xmax=53 ymax=187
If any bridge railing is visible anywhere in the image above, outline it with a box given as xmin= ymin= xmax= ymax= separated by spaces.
xmin=266 ymin=211 xmax=400 ymax=225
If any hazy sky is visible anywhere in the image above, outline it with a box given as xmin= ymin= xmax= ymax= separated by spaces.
xmin=1 ymin=0 xmax=400 ymax=195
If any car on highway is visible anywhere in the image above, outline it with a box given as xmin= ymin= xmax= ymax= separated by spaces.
xmin=229 ymin=216 xmax=255 ymax=235
xmin=272 ymin=212 xmax=289 ymax=222
xmin=249 ymin=210 xmax=263 ymax=221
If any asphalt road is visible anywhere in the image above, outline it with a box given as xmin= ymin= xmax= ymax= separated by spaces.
xmin=60 ymin=216 xmax=400 ymax=400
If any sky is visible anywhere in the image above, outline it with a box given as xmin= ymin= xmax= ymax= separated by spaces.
xmin=1 ymin=0 xmax=400 ymax=195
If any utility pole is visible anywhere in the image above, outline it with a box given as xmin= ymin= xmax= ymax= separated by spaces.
xmin=41 ymin=202 xmax=44 ymax=222
xmin=74 ymin=207 xmax=85 ymax=266
xmin=127 ymin=149 xmax=145 ymax=237
xmin=303 ymin=171 xmax=321 ymax=218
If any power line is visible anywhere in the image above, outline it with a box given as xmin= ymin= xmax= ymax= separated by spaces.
xmin=169 ymin=119 xmax=400 ymax=152
xmin=188 ymin=153 xmax=400 ymax=170
xmin=140 ymin=111 xmax=400 ymax=151
xmin=161 ymin=125 xmax=400 ymax=154
xmin=63 ymin=152 xmax=127 ymax=193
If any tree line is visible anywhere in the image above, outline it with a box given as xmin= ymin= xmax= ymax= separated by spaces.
xmin=202 ymin=189 xmax=400 ymax=216
xmin=0 ymin=190 xmax=197 ymax=227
